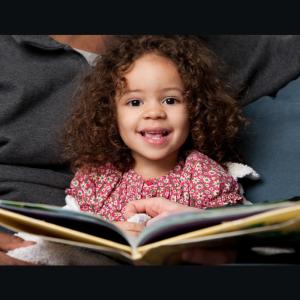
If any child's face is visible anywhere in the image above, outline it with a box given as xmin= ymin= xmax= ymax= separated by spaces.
xmin=115 ymin=53 xmax=189 ymax=167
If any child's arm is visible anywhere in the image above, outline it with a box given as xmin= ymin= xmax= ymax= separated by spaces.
xmin=188 ymin=153 xmax=244 ymax=208
xmin=65 ymin=164 xmax=121 ymax=214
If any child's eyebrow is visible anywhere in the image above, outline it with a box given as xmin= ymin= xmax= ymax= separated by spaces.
xmin=123 ymin=89 xmax=142 ymax=94
xmin=160 ymin=87 xmax=184 ymax=93
xmin=123 ymin=87 xmax=184 ymax=94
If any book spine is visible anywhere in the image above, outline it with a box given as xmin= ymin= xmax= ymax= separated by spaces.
xmin=131 ymin=248 xmax=143 ymax=261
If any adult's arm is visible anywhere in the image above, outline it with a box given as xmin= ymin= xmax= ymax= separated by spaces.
xmin=202 ymin=35 xmax=300 ymax=105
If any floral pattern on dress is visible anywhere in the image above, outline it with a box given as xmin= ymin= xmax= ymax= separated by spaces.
xmin=66 ymin=151 xmax=243 ymax=221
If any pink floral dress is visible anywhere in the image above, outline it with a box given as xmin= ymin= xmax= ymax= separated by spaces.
xmin=66 ymin=151 xmax=243 ymax=221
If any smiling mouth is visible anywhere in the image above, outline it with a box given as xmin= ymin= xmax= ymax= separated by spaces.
xmin=139 ymin=129 xmax=171 ymax=138
xmin=138 ymin=129 xmax=172 ymax=145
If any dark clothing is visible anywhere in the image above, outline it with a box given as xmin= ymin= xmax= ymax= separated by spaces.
xmin=0 ymin=35 xmax=90 ymax=205
xmin=202 ymin=35 xmax=300 ymax=105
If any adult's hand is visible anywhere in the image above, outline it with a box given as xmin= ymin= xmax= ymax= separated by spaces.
xmin=0 ymin=232 xmax=35 ymax=251
xmin=0 ymin=232 xmax=36 ymax=265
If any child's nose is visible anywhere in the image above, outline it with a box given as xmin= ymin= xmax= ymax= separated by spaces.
xmin=143 ymin=106 xmax=167 ymax=119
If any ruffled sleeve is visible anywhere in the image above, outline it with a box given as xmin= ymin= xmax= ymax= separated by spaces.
xmin=186 ymin=151 xmax=243 ymax=209
xmin=65 ymin=164 xmax=122 ymax=215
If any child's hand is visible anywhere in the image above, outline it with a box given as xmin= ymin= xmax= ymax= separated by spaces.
xmin=124 ymin=197 xmax=200 ymax=226
xmin=113 ymin=221 xmax=145 ymax=237
xmin=123 ymin=200 xmax=236 ymax=265
xmin=127 ymin=213 xmax=151 ymax=224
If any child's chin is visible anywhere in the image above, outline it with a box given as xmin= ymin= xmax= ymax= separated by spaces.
xmin=140 ymin=152 xmax=173 ymax=161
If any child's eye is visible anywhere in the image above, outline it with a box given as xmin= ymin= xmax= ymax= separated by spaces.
xmin=162 ymin=97 xmax=179 ymax=105
xmin=127 ymin=99 xmax=142 ymax=106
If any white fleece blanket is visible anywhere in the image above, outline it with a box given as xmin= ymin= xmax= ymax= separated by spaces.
xmin=8 ymin=232 xmax=121 ymax=265
xmin=7 ymin=162 xmax=259 ymax=265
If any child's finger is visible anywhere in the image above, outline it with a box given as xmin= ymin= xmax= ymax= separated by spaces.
xmin=114 ymin=221 xmax=145 ymax=237
xmin=146 ymin=212 xmax=171 ymax=226
xmin=123 ymin=199 xmax=160 ymax=219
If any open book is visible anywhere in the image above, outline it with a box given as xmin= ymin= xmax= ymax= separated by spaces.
xmin=0 ymin=198 xmax=300 ymax=265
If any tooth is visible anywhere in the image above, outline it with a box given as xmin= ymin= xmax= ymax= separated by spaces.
xmin=145 ymin=132 xmax=162 ymax=139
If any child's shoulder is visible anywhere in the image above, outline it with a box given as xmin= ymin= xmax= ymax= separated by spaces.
xmin=184 ymin=150 xmax=226 ymax=173
xmin=67 ymin=163 xmax=122 ymax=198
xmin=185 ymin=150 xmax=218 ymax=165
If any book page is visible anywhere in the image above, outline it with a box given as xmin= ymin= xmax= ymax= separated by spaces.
xmin=136 ymin=200 xmax=298 ymax=246
xmin=137 ymin=216 xmax=300 ymax=265
xmin=0 ymin=200 xmax=133 ymax=246
xmin=137 ymin=202 xmax=300 ymax=256
xmin=0 ymin=207 xmax=132 ymax=254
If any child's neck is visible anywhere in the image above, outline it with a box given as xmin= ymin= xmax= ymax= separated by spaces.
xmin=133 ymin=153 xmax=179 ymax=180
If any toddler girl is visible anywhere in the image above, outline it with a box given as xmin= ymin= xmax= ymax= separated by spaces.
xmin=64 ymin=35 xmax=247 ymax=225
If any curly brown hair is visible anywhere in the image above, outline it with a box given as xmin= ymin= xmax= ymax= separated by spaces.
xmin=64 ymin=35 xmax=246 ymax=172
